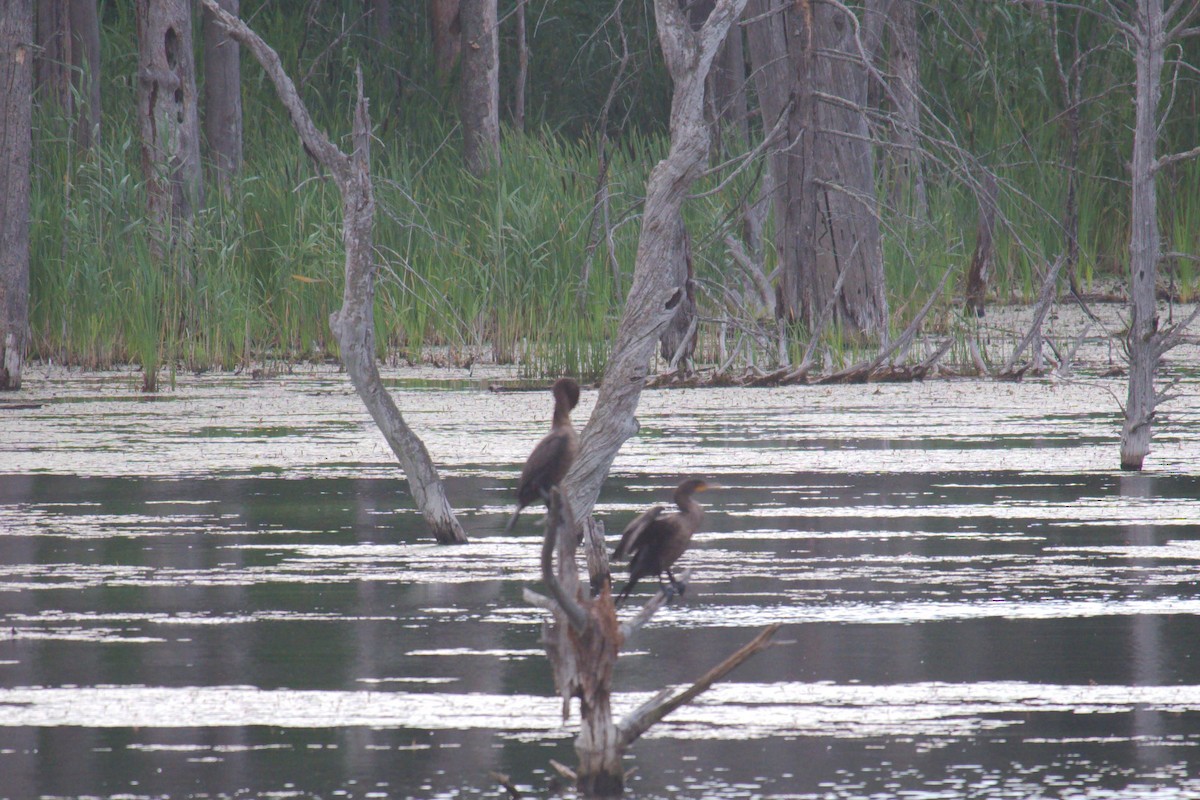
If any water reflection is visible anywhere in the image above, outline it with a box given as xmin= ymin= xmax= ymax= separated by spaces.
xmin=2 ymin=373 xmax=1200 ymax=798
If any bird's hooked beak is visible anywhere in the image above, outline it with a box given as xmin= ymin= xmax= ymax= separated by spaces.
xmin=696 ymin=481 xmax=721 ymax=492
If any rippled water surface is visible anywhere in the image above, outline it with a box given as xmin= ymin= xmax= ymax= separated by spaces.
xmin=2 ymin=367 xmax=1200 ymax=799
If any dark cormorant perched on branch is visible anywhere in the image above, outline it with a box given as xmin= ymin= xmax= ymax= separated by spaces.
xmin=504 ymin=377 xmax=580 ymax=533
xmin=612 ymin=478 xmax=715 ymax=604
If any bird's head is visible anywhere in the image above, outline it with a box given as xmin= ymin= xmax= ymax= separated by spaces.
xmin=677 ymin=478 xmax=719 ymax=499
xmin=552 ymin=377 xmax=581 ymax=411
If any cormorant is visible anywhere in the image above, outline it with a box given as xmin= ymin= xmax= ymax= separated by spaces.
xmin=612 ymin=478 xmax=715 ymax=604
xmin=504 ymin=377 xmax=581 ymax=533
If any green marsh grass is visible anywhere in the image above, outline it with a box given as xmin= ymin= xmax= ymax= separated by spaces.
xmin=27 ymin=1 xmax=1200 ymax=381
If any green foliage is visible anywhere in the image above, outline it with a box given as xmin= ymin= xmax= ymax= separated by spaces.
xmin=27 ymin=0 xmax=1200 ymax=379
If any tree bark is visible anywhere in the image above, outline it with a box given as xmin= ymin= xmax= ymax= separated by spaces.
xmin=136 ymin=0 xmax=204 ymax=270
xmin=1 ymin=0 xmax=32 ymax=391
xmin=964 ymin=170 xmax=998 ymax=317
xmin=747 ymin=0 xmax=887 ymax=336
xmin=1121 ymin=0 xmax=1166 ymax=471
xmin=791 ymin=0 xmax=888 ymax=334
xmin=35 ymin=0 xmax=71 ymax=112
xmin=884 ymin=0 xmax=926 ymax=217
xmin=368 ymin=0 xmax=394 ymax=47
xmin=565 ymin=0 xmax=748 ymax=523
xmin=525 ymin=489 xmax=778 ymax=797
xmin=201 ymin=0 xmax=468 ymax=544
xmin=203 ymin=0 xmax=243 ymax=199
xmin=458 ymin=0 xmax=499 ymax=175
xmin=35 ymin=0 xmax=101 ymax=148
xmin=430 ymin=0 xmax=461 ymax=83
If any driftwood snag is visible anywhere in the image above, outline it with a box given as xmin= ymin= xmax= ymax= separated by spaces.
xmin=524 ymin=489 xmax=780 ymax=797
xmin=964 ymin=170 xmax=998 ymax=318
xmin=565 ymin=0 xmax=749 ymax=524
xmin=202 ymin=1 xmax=468 ymax=544
xmin=1119 ymin=0 xmax=1200 ymax=470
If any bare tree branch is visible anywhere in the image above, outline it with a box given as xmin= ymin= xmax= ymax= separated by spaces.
xmin=1002 ymin=256 xmax=1066 ymax=375
xmin=618 ymin=568 xmax=690 ymax=639
xmin=540 ymin=489 xmax=589 ymax=632
xmin=617 ymin=623 xmax=782 ymax=748
xmin=201 ymin=0 xmax=467 ymax=543
xmin=1155 ymin=143 xmax=1200 ymax=172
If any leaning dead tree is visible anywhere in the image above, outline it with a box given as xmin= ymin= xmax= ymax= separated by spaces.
xmin=525 ymin=489 xmax=779 ymax=797
xmin=566 ymin=0 xmax=748 ymax=521
xmin=1118 ymin=0 xmax=1200 ymax=470
xmin=202 ymin=0 xmax=468 ymax=544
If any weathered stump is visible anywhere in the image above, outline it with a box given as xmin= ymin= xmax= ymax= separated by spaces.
xmin=525 ymin=489 xmax=780 ymax=797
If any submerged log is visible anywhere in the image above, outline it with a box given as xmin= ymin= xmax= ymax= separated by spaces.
xmin=201 ymin=1 xmax=467 ymax=544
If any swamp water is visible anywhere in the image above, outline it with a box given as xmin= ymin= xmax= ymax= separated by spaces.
xmin=1 ymin=367 xmax=1199 ymax=799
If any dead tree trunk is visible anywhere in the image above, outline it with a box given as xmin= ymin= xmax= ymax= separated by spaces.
xmin=1 ymin=0 xmax=32 ymax=391
xmin=135 ymin=0 xmax=204 ymax=270
xmin=793 ymin=1 xmax=888 ymax=335
xmin=36 ymin=0 xmax=101 ymax=148
xmin=565 ymin=0 xmax=748 ymax=521
xmin=964 ymin=170 xmax=997 ymax=317
xmin=658 ymin=227 xmax=697 ymax=373
xmin=430 ymin=0 xmax=461 ymax=84
xmin=745 ymin=0 xmax=800 ymax=331
xmin=458 ymin=0 xmax=499 ymax=175
xmin=711 ymin=6 xmax=749 ymax=150
xmin=202 ymin=0 xmax=468 ymax=544
xmin=525 ymin=489 xmax=780 ymax=797
xmin=1120 ymin=0 xmax=1200 ymax=470
xmin=1048 ymin=6 xmax=1086 ymax=294
xmin=884 ymin=0 xmax=926 ymax=217
xmin=35 ymin=0 xmax=71 ymax=113
xmin=70 ymin=0 xmax=101 ymax=149
xmin=203 ymin=0 xmax=243 ymax=199
xmin=747 ymin=0 xmax=887 ymax=337
xmin=1121 ymin=0 xmax=1163 ymax=470
xmin=368 ymin=0 xmax=394 ymax=46
xmin=514 ymin=0 xmax=527 ymax=131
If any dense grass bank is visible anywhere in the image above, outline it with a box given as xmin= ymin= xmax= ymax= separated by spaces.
xmin=26 ymin=2 xmax=1200 ymax=382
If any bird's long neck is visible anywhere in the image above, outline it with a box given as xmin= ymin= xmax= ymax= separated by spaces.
xmin=675 ymin=492 xmax=702 ymax=524
xmin=552 ymin=397 xmax=574 ymax=429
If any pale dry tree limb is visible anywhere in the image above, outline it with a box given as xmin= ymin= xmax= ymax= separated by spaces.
xmin=202 ymin=0 xmax=467 ymax=543
xmin=1001 ymin=255 xmax=1066 ymax=376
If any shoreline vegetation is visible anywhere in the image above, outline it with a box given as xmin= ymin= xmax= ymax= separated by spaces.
xmin=14 ymin=300 xmax=1200 ymax=393
xmin=27 ymin=4 xmax=1200 ymax=385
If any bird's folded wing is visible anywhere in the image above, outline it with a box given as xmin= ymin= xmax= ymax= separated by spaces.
xmin=613 ymin=505 xmax=663 ymax=559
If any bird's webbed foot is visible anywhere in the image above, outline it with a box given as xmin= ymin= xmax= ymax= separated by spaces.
xmin=667 ymin=569 xmax=687 ymax=597
xmin=657 ymin=573 xmax=686 ymax=603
